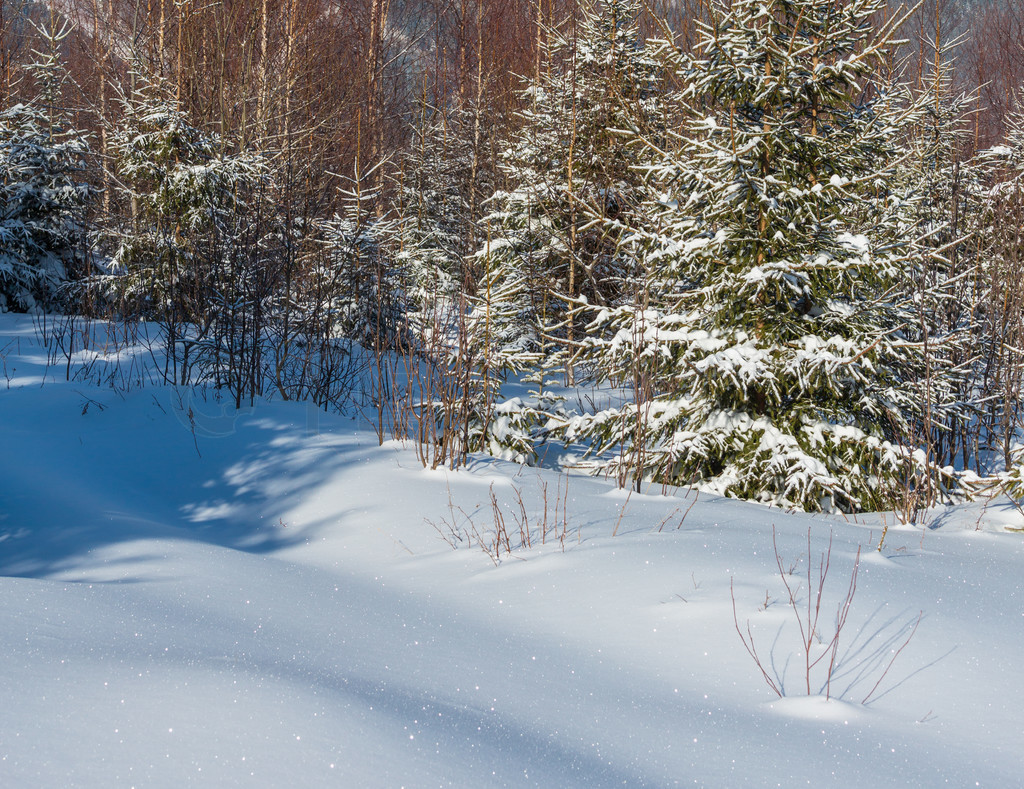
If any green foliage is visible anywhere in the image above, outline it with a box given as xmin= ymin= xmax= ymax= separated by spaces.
xmin=105 ymin=71 xmax=269 ymax=320
xmin=0 ymin=20 xmax=92 ymax=312
xmin=569 ymin=0 xmax=958 ymax=511
xmin=461 ymin=0 xmax=660 ymax=463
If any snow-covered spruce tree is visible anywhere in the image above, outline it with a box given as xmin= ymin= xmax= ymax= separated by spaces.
xmin=285 ymin=120 xmax=467 ymax=420
xmin=971 ymin=86 xmax=1024 ymax=484
xmin=463 ymin=0 xmax=660 ymax=461
xmin=318 ymin=160 xmax=404 ymax=352
xmin=897 ymin=34 xmax=981 ymax=487
xmin=103 ymin=70 xmax=270 ymax=391
xmin=0 ymin=19 xmax=93 ymax=312
xmin=393 ymin=104 xmax=466 ymax=333
xmin=477 ymin=0 xmax=659 ymax=365
xmin=569 ymin=0 xmax=953 ymax=512
xmin=318 ymin=161 xmax=419 ymax=442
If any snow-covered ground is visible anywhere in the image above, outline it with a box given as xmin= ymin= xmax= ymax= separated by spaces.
xmin=1 ymin=313 xmax=1022 ymax=787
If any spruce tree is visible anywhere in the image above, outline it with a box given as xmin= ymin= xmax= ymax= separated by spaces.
xmin=463 ymin=0 xmax=659 ymax=461
xmin=973 ymin=85 xmax=1024 ymax=483
xmin=102 ymin=70 xmax=270 ymax=390
xmin=476 ymin=0 xmax=659 ymax=372
xmin=106 ymin=73 xmax=268 ymax=310
xmin=0 ymin=19 xmax=92 ymax=312
xmin=898 ymin=35 xmax=979 ymax=491
xmin=570 ymin=0 xmax=948 ymax=512
xmin=318 ymin=164 xmax=403 ymax=351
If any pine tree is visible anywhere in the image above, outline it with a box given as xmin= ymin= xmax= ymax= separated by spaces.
xmin=0 ymin=18 xmax=92 ymax=312
xmin=570 ymin=0 xmax=951 ymax=512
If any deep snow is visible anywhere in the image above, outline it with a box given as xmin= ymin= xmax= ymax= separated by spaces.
xmin=1 ymin=313 xmax=1022 ymax=787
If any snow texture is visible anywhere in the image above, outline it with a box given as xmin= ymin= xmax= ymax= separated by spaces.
xmin=0 ymin=313 xmax=1022 ymax=787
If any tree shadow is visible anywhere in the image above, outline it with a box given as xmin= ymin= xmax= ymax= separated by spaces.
xmin=0 ymin=391 xmax=392 ymax=581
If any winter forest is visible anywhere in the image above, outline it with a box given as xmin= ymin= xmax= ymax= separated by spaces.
xmin=4 ymin=0 xmax=1024 ymax=514
xmin=8 ymin=2 xmax=1024 ymax=785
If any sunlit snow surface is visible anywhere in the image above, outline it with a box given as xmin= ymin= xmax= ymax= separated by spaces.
xmin=1 ymin=313 xmax=1022 ymax=787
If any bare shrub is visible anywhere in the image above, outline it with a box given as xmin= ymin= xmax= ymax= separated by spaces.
xmin=427 ymin=473 xmax=575 ymax=563
xmin=732 ymin=527 xmax=922 ymax=703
